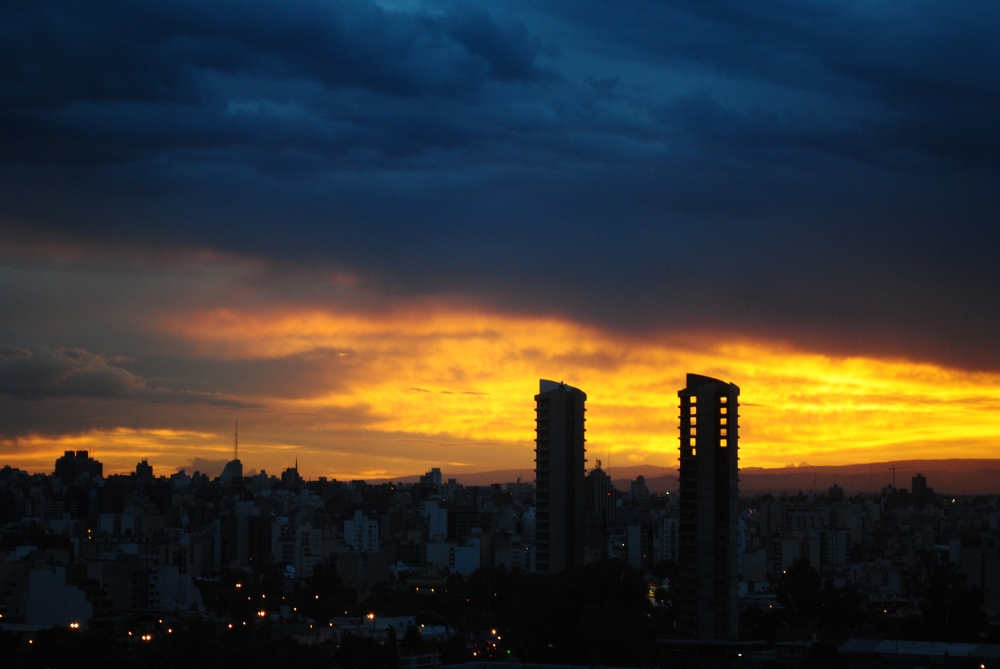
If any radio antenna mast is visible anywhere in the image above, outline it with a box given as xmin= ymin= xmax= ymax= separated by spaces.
xmin=234 ymin=420 xmax=239 ymax=461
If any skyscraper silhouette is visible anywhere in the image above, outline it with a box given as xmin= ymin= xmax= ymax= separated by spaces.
xmin=677 ymin=373 xmax=740 ymax=640
xmin=534 ymin=379 xmax=586 ymax=573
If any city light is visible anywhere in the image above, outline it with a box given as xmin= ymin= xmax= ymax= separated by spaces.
xmin=69 ymin=622 xmax=80 ymax=629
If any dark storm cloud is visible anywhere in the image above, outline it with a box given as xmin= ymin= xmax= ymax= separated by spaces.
xmin=548 ymin=0 xmax=1000 ymax=171
xmin=0 ymin=0 xmax=552 ymax=162
xmin=1 ymin=0 xmax=998 ymax=369
xmin=0 ymin=345 xmax=260 ymax=408
xmin=0 ymin=345 xmax=144 ymax=399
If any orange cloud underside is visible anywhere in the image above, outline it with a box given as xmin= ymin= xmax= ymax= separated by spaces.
xmin=145 ymin=305 xmax=1000 ymax=476
xmin=7 ymin=302 xmax=999 ymax=479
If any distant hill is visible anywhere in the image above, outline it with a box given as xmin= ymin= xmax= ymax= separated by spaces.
xmin=740 ymin=459 xmax=1000 ymax=496
xmin=368 ymin=465 xmax=676 ymax=488
xmin=368 ymin=459 xmax=1000 ymax=495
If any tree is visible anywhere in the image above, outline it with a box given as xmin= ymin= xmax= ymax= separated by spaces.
xmin=817 ymin=580 xmax=865 ymax=635
xmin=775 ymin=558 xmax=822 ymax=627
xmin=300 ymin=558 xmax=357 ymax=620
xmin=911 ymin=555 xmax=986 ymax=641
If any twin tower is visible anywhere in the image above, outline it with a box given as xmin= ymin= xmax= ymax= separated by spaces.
xmin=534 ymin=374 xmax=740 ymax=641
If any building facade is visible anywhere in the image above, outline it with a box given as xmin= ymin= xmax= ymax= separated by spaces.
xmin=677 ymin=373 xmax=740 ymax=640
xmin=534 ymin=379 xmax=586 ymax=573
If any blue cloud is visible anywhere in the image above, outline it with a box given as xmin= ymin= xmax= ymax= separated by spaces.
xmin=1 ymin=0 xmax=998 ymax=370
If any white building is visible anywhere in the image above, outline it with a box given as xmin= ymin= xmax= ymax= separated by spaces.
xmin=344 ymin=510 xmax=379 ymax=554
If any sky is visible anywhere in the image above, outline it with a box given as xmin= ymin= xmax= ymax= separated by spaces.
xmin=1 ymin=0 xmax=999 ymax=479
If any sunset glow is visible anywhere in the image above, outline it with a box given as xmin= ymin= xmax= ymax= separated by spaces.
xmin=7 ymin=300 xmax=996 ymax=479
xmin=2 ymin=0 xmax=998 ymax=482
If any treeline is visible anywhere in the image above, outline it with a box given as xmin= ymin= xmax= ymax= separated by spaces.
xmin=0 ymin=560 xmax=664 ymax=669
xmin=745 ymin=556 xmax=989 ymax=644
xmin=5 ymin=554 xmax=990 ymax=669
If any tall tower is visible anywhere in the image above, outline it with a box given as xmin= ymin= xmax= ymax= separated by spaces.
xmin=534 ymin=379 xmax=586 ymax=573
xmin=677 ymin=373 xmax=740 ymax=640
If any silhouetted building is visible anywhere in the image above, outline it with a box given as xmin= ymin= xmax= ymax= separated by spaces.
xmin=54 ymin=450 xmax=103 ymax=483
xmin=219 ymin=459 xmax=243 ymax=485
xmin=586 ymin=462 xmax=615 ymax=527
xmin=248 ymin=515 xmax=274 ymax=566
xmin=911 ymin=473 xmax=935 ymax=506
xmin=420 ymin=468 xmax=443 ymax=487
xmin=630 ymin=475 xmax=651 ymax=507
xmin=677 ymin=373 xmax=740 ymax=640
xmin=281 ymin=461 xmax=303 ymax=489
xmin=535 ymin=379 xmax=586 ymax=573
xmin=135 ymin=459 xmax=153 ymax=483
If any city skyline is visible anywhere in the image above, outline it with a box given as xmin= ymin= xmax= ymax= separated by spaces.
xmin=2 ymin=0 xmax=999 ymax=662
xmin=3 ymin=349 xmax=1000 ymax=480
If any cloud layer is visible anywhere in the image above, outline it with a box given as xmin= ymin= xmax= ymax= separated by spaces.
xmin=0 ymin=346 xmax=144 ymax=399
xmin=2 ymin=253 xmax=999 ymax=478
xmin=2 ymin=0 xmax=998 ymax=372
xmin=1 ymin=0 xmax=999 ymax=475
xmin=0 ymin=344 xmax=259 ymax=412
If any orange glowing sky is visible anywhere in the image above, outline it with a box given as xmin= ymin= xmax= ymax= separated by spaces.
xmin=2 ymin=0 xmax=999 ymax=485
xmin=5 ymin=279 xmax=999 ymax=480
